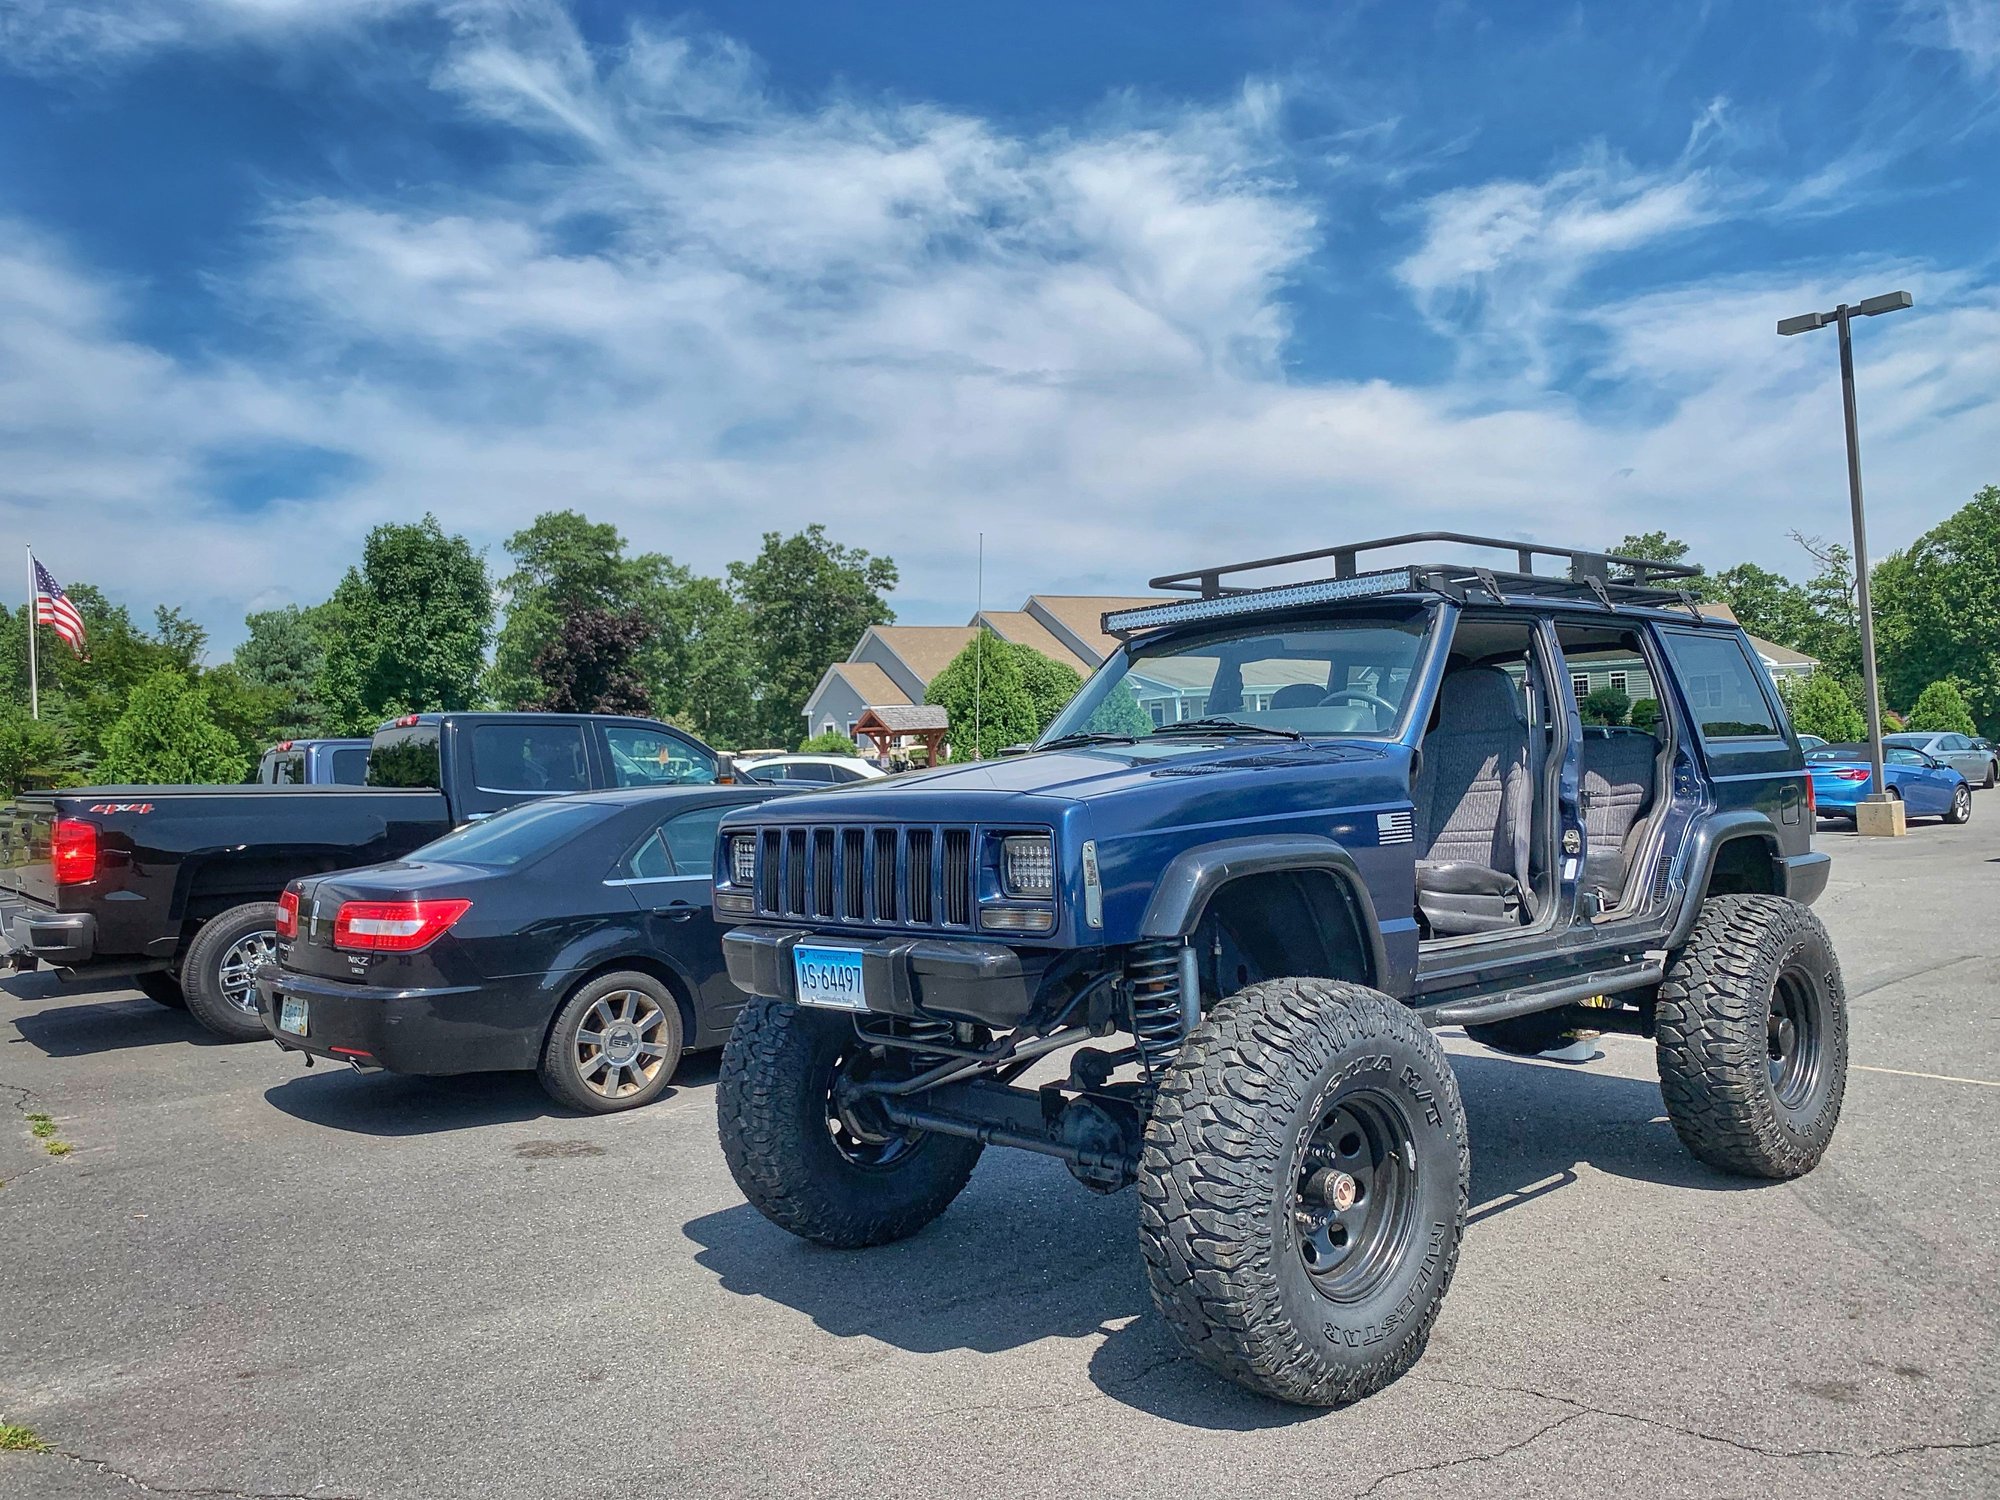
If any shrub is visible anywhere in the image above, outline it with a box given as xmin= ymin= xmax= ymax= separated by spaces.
xmin=799 ymin=729 xmax=862 ymax=756
xmin=1628 ymin=697 xmax=1660 ymax=733
xmin=926 ymin=636 xmax=1083 ymax=761
xmin=1580 ymin=687 xmax=1631 ymax=726
xmin=1778 ymin=671 xmax=1865 ymax=744
xmin=1905 ymin=680 xmax=1978 ymax=737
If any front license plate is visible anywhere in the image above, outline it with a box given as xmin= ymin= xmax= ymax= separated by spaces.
xmin=793 ymin=945 xmax=868 ymax=1011
xmin=278 ymin=995 xmax=309 ymax=1035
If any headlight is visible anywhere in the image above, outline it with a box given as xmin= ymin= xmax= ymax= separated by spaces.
xmin=1000 ymin=835 xmax=1055 ymax=899
xmin=729 ymin=835 xmax=757 ymax=887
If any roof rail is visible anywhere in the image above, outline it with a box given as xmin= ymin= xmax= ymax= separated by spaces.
xmin=1148 ymin=531 xmax=1700 ymax=600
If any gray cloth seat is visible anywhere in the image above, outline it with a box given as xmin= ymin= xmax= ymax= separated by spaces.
xmin=1415 ymin=666 xmax=1535 ymax=936
xmin=1580 ymin=727 xmax=1659 ymax=902
xmin=1269 ymin=683 xmax=1326 ymax=709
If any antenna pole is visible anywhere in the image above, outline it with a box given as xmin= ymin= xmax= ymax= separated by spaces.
xmin=25 ymin=544 xmax=39 ymax=721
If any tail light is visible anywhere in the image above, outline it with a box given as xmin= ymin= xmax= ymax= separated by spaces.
xmin=1805 ymin=776 xmax=1815 ymax=817
xmin=332 ymin=898 xmax=471 ymax=953
xmin=275 ymin=889 xmax=301 ymax=940
xmin=1831 ymin=769 xmax=1871 ymax=782
xmin=50 ymin=819 xmax=98 ymax=885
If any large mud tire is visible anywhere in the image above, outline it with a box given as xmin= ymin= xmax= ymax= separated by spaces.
xmin=718 ymin=998 xmax=983 ymax=1249
xmin=1656 ymin=895 xmax=1847 ymax=1180
xmin=1138 ymin=978 xmax=1469 ymax=1406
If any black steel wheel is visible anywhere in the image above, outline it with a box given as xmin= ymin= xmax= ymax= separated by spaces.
xmin=1945 ymin=782 xmax=1972 ymax=824
xmin=1657 ymin=895 xmax=1847 ymax=1179
xmin=1139 ymin=978 xmax=1469 ymax=1406
xmin=717 ymin=998 xmax=982 ymax=1248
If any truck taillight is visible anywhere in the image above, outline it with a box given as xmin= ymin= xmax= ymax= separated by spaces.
xmin=331 ymin=898 xmax=471 ymax=953
xmin=1805 ymin=776 xmax=1815 ymax=817
xmin=51 ymin=819 xmax=98 ymax=885
xmin=276 ymin=889 xmax=301 ymax=940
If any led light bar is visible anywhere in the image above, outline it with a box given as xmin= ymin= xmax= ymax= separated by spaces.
xmin=1104 ymin=566 xmax=1425 ymax=637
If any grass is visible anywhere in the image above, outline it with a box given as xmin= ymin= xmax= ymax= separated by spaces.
xmin=0 ymin=1424 xmax=47 ymax=1453
xmin=20 ymin=1113 xmax=70 ymax=1157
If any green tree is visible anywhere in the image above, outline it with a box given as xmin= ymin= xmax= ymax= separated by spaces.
xmin=654 ymin=575 xmax=761 ymax=748
xmin=1580 ymin=687 xmax=1631 ymax=726
xmin=926 ymin=636 xmax=1083 ymax=760
xmin=0 ymin=705 xmax=82 ymax=796
xmin=234 ymin=605 xmax=331 ymax=737
xmin=1905 ymin=679 xmax=1978 ymax=737
xmin=97 ymin=671 xmax=248 ymax=784
xmin=1789 ymin=532 xmax=1860 ymax=679
xmin=1778 ymin=672 xmax=1865 ymax=744
xmin=488 ymin=511 xmax=679 ymax=710
xmin=316 ymin=517 xmax=492 ymax=733
xmin=1629 ymin=697 xmax=1660 ymax=733
xmin=1710 ymin=562 xmax=1816 ymax=649
xmin=731 ymin=526 xmax=897 ymax=748
xmin=1874 ymin=485 xmax=2000 ymax=736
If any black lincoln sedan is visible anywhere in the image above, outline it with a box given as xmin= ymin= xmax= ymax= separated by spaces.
xmin=255 ymin=784 xmax=793 ymax=1113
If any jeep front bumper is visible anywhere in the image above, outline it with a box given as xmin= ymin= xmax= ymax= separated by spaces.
xmin=723 ymin=926 xmax=1051 ymax=1029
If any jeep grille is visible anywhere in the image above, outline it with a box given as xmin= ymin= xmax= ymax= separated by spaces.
xmin=742 ymin=823 xmax=979 ymax=930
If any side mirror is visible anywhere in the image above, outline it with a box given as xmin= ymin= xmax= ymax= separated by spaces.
xmin=716 ymin=752 xmax=739 ymax=785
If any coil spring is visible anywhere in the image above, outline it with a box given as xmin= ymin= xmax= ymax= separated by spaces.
xmin=1125 ymin=941 xmax=1184 ymax=1078
xmin=902 ymin=1017 xmax=958 ymax=1070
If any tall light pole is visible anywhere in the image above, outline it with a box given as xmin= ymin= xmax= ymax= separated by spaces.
xmin=1778 ymin=289 xmax=1911 ymax=833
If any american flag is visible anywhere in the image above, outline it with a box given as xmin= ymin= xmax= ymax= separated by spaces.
xmin=33 ymin=557 xmax=88 ymax=657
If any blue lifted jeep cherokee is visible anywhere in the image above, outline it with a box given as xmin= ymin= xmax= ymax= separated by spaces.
xmin=712 ymin=533 xmax=1842 ymax=1406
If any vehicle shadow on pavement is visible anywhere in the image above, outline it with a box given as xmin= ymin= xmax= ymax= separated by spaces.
xmin=260 ymin=1052 xmax=726 ymax=1136
xmin=2 ymin=975 xmax=237 ymax=1054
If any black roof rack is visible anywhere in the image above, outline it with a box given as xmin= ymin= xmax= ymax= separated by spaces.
xmin=1147 ymin=531 xmax=1701 ymax=605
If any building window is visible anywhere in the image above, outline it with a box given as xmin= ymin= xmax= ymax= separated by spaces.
xmin=1572 ymin=674 xmax=1591 ymax=699
xmin=1609 ymin=671 xmax=1628 ymax=696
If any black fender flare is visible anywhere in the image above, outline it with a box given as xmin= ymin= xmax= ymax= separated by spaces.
xmin=1667 ymin=811 xmax=1788 ymax=947
xmin=1137 ymin=833 xmax=1388 ymax=987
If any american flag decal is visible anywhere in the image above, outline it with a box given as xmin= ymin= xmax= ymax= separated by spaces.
xmin=33 ymin=557 xmax=88 ymax=657
xmin=1376 ymin=810 xmax=1414 ymax=844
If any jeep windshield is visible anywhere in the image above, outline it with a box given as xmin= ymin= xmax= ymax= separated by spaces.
xmin=1039 ymin=612 xmax=1431 ymax=745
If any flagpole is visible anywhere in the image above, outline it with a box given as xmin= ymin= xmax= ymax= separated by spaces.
xmin=25 ymin=544 xmax=39 ymax=721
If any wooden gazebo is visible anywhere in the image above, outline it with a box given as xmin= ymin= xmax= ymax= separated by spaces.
xmin=853 ymin=704 xmax=949 ymax=767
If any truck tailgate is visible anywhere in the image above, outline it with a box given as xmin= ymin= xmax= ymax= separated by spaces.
xmin=0 ymin=796 xmax=56 ymax=908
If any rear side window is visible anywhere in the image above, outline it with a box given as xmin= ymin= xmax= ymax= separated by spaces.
xmin=604 ymin=726 xmax=717 ymax=787
xmin=1659 ymin=632 xmax=1781 ymax=741
xmin=416 ymin=799 xmax=614 ymax=867
xmin=329 ymin=748 xmax=369 ymax=785
xmin=616 ymin=802 xmax=744 ymax=879
xmin=472 ymin=723 xmax=590 ymax=794
xmin=368 ymin=726 xmax=443 ymax=788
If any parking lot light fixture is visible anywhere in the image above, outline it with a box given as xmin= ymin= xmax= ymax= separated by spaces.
xmin=1777 ymin=289 xmax=1912 ymax=834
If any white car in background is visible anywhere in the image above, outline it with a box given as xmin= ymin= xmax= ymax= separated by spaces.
xmin=735 ymin=753 xmax=886 ymax=786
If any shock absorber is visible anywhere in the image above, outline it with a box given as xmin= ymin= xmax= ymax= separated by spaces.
xmin=1125 ymin=941 xmax=1187 ymax=1077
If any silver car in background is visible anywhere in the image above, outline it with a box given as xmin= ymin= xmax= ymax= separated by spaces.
xmin=1886 ymin=732 xmax=1998 ymax=788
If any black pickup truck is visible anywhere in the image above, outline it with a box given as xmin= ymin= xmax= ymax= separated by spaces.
xmin=1 ymin=712 xmax=724 ymax=1040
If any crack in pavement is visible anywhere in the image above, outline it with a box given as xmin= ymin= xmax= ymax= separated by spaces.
xmin=1411 ymin=1373 xmax=2000 ymax=1464
xmin=39 ymin=1447 xmax=364 ymax=1500
xmin=1350 ymin=1409 xmax=1589 ymax=1498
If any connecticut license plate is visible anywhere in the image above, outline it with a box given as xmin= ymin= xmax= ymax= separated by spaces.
xmin=278 ymin=995 xmax=309 ymax=1035
xmin=793 ymin=945 xmax=868 ymax=1011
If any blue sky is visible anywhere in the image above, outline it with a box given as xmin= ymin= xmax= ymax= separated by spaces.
xmin=2 ymin=0 xmax=1996 ymax=649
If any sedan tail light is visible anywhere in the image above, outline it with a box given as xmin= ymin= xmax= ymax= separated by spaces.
xmin=50 ymin=819 xmax=98 ymax=885
xmin=1830 ymin=769 xmax=1871 ymax=782
xmin=332 ymin=898 xmax=471 ymax=953
xmin=275 ymin=889 xmax=301 ymax=940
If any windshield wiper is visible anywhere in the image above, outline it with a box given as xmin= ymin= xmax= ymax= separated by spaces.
xmin=1150 ymin=717 xmax=1304 ymax=741
xmin=1037 ymin=731 xmax=1141 ymax=751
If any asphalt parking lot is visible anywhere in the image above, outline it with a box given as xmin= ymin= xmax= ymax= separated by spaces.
xmin=3 ymin=823 xmax=1997 ymax=1500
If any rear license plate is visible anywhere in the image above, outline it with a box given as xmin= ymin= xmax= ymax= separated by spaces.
xmin=278 ymin=995 xmax=309 ymax=1035
xmin=793 ymin=945 xmax=868 ymax=1011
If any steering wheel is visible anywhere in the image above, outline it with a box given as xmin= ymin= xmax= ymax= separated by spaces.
xmin=1316 ymin=685 xmax=1399 ymax=717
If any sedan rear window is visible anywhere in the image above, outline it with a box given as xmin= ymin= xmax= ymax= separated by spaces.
xmin=415 ymin=800 xmax=616 ymax=868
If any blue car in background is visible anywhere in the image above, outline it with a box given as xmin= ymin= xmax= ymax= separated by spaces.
xmin=1808 ymin=742 xmax=1972 ymax=825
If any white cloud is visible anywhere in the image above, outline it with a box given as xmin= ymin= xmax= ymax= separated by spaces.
xmin=1902 ymin=0 xmax=2000 ymax=78
xmin=0 ymin=0 xmax=428 ymax=71
xmin=1 ymin=1 xmax=1995 ymax=658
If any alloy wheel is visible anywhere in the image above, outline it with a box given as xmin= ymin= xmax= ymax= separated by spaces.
xmin=574 ymin=989 xmax=673 ymax=1100
xmin=217 ymin=930 xmax=278 ymax=1015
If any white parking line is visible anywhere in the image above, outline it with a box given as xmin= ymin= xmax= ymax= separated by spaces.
xmin=1854 ymin=1064 xmax=2000 ymax=1089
